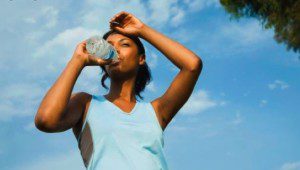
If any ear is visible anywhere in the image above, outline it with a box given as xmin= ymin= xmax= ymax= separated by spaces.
xmin=139 ymin=54 xmax=146 ymax=65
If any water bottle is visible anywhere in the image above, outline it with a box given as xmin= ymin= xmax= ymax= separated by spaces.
xmin=86 ymin=35 xmax=119 ymax=62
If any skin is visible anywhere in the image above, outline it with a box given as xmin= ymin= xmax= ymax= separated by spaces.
xmin=34 ymin=11 xmax=203 ymax=137
xmin=103 ymin=33 xmax=146 ymax=105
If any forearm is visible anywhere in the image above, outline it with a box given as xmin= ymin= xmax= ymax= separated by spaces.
xmin=35 ymin=57 xmax=85 ymax=123
xmin=139 ymin=24 xmax=202 ymax=70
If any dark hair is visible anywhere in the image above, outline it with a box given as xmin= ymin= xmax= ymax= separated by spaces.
xmin=100 ymin=29 xmax=152 ymax=101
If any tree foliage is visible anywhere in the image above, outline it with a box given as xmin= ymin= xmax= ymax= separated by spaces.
xmin=220 ymin=0 xmax=300 ymax=53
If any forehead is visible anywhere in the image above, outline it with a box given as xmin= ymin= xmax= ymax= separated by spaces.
xmin=106 ymin=33 xmax=132 ymax=42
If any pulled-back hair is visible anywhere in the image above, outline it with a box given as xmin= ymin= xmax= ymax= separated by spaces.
xmin=99 ymin=30 xmax=152 ymax=101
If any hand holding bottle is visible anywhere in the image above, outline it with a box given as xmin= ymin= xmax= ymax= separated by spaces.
xmin=86 ymin=35 xmax=119 ymax=62
xmin=72 ymin=40 xmax=113 ymax=67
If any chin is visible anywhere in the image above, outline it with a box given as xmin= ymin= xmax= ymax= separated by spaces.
xmin=108 ymin=68 xmax=137 ymax=80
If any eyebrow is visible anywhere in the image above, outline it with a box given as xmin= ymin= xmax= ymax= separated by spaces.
xmin=107 ymin=38 xmax=130 ymax=44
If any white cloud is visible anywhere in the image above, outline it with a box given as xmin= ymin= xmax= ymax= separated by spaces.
xmin=42 ymin=6 xmax=59 ymax=28
xmin=0 ymin=83 xmax=44 ymax=122
xmin=22 ymin=6 xmax=59 ymax=29
xmin=147 ymin=51 xmax=158 ymax=69
xmin=80 ymin=0 xmax=218 ymax=30
xmin=268 ymin=80 xmax=289 ymax=90
xmin=12 ymin=149 xmax=85 ymax=170
xmin=146 ymin=0 xmax=207 ymax=28
xmin=183 ymin=0 xmax=220 ymax=12
xmin=146 ymin=81 xmax=156 ymax=92
xmin=281 ymin=161 xmax=300 ymax=170
xmin=170 ymin=6 xmax=185 ymax=27
xmin=148 ymin=0 xmax=178 ymax=27
xmin=194 ymin=19 xmax=275 ymax=58
xmin=24 ymin=30 xmax=45 ymax=44
xmin=231 ymin=112 xmax=243 ymax=125
xmin=33 ymin=27 xmax=101 ymax=59
xmin=220 ymin=101 xmax=228 ymax=106
xmin=28 ymin=27 xmax=105 ymax=96
xmin=221 ymin=20 xmax=272 ymax=45
xmin=180 ymin=89 xmax=222 ymax=115
xmin=259 ymin=99 xmax=268 ymax=107
xmin=78 ymin=0 xmax=149 ymax=31
xmin=23 ymin=17 xmax=36 ymax=24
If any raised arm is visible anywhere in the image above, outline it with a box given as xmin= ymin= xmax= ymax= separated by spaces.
xmin=34 ymin=40 xmax=112 ymax=133
xmin=139 ymin=25 xmax=203 ymax=130
xmin=139 ymin=25 xmax=202 ymax=70
xmin=109 ymin=11 xmax=203 ymax=131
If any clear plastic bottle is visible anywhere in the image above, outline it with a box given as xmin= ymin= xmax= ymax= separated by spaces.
xmin=86 ymin=35 xmax=119 ymax=62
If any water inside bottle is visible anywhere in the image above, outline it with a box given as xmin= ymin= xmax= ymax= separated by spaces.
xmin=108 ymin=44 xmax=119 ymax=63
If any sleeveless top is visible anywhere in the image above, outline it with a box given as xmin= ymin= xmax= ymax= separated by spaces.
xmin=76 ymin=94 xmax=169 ymax=170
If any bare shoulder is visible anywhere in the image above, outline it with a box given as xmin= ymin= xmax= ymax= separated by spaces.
xmin=72 ymin=92 xmax=93 ymax=139
xmin=71 ymin=91 xmax=91 ymax=99
xmin=150 ymin=98 xmax=167 ymax=131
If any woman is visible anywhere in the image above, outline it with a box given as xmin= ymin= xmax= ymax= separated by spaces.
xmin=35 ymin=11 xmax=203 ymax=170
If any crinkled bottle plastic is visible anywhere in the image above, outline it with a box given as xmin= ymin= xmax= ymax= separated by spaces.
xmin=86 ymin=35 xmax=119 ymax=62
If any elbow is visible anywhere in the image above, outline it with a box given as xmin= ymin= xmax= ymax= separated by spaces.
xmin=34 ymin=113 xmax=58 ymax=133
xmin=34 ymin=114 xmax=50 ymax=132
xmin=189 ymin=56 xmax=203 ymax=72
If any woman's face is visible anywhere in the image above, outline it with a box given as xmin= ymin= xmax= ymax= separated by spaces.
xmin=105 ymin=33 xmax=145 ymax=79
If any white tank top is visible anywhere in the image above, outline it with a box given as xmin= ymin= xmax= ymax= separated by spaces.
xmin=76 ymin=94 xmax=169 ymax=170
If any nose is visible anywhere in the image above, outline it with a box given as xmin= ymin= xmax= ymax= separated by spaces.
xmin=115 ymin=47 xmax=120 ymax=54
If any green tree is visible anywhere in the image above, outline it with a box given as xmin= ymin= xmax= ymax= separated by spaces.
xmin=220 ymin=0 xmax=300 ymax=53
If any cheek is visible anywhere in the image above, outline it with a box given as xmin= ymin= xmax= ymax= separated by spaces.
xmin=122 ymin=51 xmax=139 ymax=64
xmin=122 ymin=49 xmax=135 ymax=58
xmin=120 ymin=45 xmax=138 ymax=58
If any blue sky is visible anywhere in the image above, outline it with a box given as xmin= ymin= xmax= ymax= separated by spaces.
xmin=0 ymin=0 xmax=299 ymax=170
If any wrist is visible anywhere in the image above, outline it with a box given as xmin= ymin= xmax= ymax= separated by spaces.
xmin=138 ymin=24 xmax=150 ymax=38
xmin=70 ymin=55 xmax=86 ymax=69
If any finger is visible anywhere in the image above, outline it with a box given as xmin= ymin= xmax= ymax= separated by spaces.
xmin=110 ymin=23 xmax=122 ymax=31
xmin=79 ymin=40 xmax=87 ymax=47
xmin=114 ymin=11 xmax=127 ymax=19
xmin=123 ymin=14 xmax=131 ymax=22
xmin=119 ymin=11 xmax=130 ymax=16
xmin=111 ymin=15 xmax=129 ymax=24
xmin=89 ymin=55 xmax=113 ymax=66
xmin=110 ymin=25 xmax=124 ymax=34
xmin=110 ymin=21 xmax=121 ymax=26
xmin=78 ymin=42 xmax=85 ymax=48
xmin=117 ymin=13 xmax=128 ymax=22
xmin=121 ymin=15 xmax=131 ymax=26
xmin=98 ymin=58 xmax=113 ymax=65
xmin=88 ymin=55 xmax=101 ymax=65
xmin=110 ymin=13 xmax=121 ymax=22
xmin=111 ymin=11 xmax=129 ymax=22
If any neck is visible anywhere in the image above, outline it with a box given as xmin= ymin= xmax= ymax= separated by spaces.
xmin=105 ymin=76 xmax=137 ymax=103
